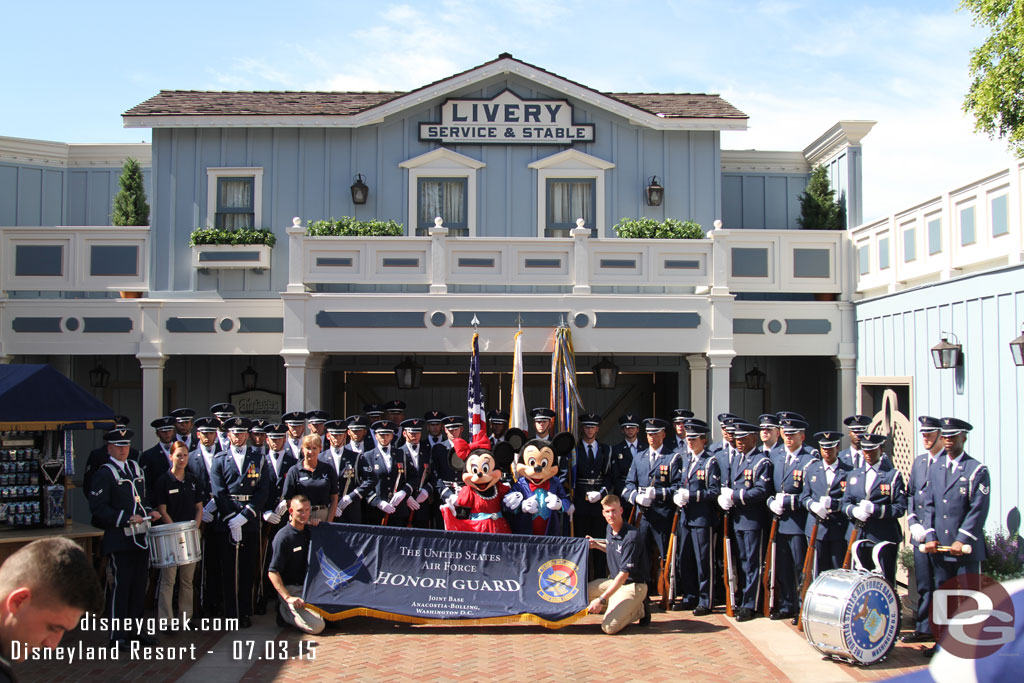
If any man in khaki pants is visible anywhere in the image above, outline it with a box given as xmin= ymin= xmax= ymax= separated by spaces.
xmin=586 ymin=494 xmax=652 ymax=633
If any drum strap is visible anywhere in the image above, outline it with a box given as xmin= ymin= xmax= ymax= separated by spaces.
xmin=104 ymin=463 xmax=150 ymax=550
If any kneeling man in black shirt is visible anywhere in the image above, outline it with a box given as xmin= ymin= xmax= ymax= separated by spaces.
xmin=268 ymin=495 xmax=325 ymax=634
xmin=585 ymin=494 xmax=651 ymax=634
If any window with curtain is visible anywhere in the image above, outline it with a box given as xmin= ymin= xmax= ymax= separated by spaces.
xmin=418 ymin=178 xmax=467 ymax=233
xmin=546 ymin=178 xmax=595 ymax=234
xmin=216 ymin=177 xmax=254 ymax=229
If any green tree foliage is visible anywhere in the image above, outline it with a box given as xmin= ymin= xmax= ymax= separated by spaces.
xmin=612 ymin=217 xmax=704 ymax=238
xmin=111 ymin=158 xmax=150 ymax=226
xmin=962 ymin=0 xmax=1024 ymax=157
xmin=797 ymin=165 xmax=844 ymax=230
xmin=306 ymin=217 xmax=404 ymax=236
xmin=188 ymin=227 xmax=276 ymax=247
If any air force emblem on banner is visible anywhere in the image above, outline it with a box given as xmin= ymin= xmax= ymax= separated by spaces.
xmin=537 ymin=559 xmax=580 ymax=603
xmin=318 ymin=548 xmax=365 ymax=591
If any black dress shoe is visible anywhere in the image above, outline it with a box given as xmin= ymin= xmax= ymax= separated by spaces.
xmin=736 ymin=607 xmax=755 ymax=622
xmin=638 ymin=599 xmax=652 ymax=626
xmin=922 ymin=645 xmax=938 ymax=659
xmin=770 ymin=609 xmax=797 ymax=621
xmin=901 ymin=631 xmax=934 ymax=643
xmin=693 ymin=605 xmax=712 ymax=617
xmin=239 ymin=616 xmax=252 ymax=628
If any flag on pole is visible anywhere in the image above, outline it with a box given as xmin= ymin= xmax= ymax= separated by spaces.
xmin=467 ymin=332 xmax=486 ymax=437
xmin=550 ymin=324 xmax=584 ymax=436
xmin=510 ymin=330 xmax=528 ymax=432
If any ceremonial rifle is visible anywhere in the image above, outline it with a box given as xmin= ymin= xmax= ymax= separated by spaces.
xmin=762 ymin=514 xmax=779 ymax=617
xmin=796 ymin=517 xmax=819 ymax=631
xmin=723 ymin=510 xmax=736 ymax=618
xmin=842 ymin=519 xmax=863 ymax=570
xmin=659 ymin=509 xmax=681 ymax=610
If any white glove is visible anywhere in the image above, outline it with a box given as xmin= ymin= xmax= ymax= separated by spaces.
xmin=229 ymin=524 xmax=242 ymax=544
xmin=503 ymin=491 xmax=524 ymax=509
xmin=546 ymin=495 xmax=563 ymax=511
xmin=336 ymin=494 xmax=352 ymax=512
xmin=521 ymin=496 xmax=540 ymax=514
xmin=203 ymin=499 xmax=217 ymax=517
xmin=377 ymin=500 xmax=396 ymax=514
xmin=859 ymin=500 xmax=876 ymax=515
xmin=389 ymin=490 xmax=408 ymax=507
xmin=721 ymin=486 xmax=733 ymax=499
xmin=635 ymin=490 xmax=651 ymax=507
xmin=672 ymin=489 xmax=685 ymax=507
xmin=262 ymin=510 xmax=281 ymax=525
xmin=851 ymin=506 xmax=871 ymax=522
xmin=819 ymin=495 xmax=831 ymax=510
xmin=910 ymin=523 xmax=926 ymax=543
xmin=769 ymin=496 xmax=785 ymax=516
xmin=416 ymin=488 xmax=429 ymax=504
xmin=567 ymin=503 xmax=575 ymax=516
xmin=718 ymin=493 xmax=734 ymax=510
xmin=274 ymin=499 xmax=288 ymax=516
xmin=442 ymin=498 xmax=458 ymax=515
xmin=227 ymin=513 xmax=247 ymax=531
xmin=586 ymin=490 xmax=601 ymax=503
xmin=809 ymin=501 xmax=828 ymax=519
xmin=406 ymin=497 xmax=421 ymax=511
xmin=201 ymin=507 xmax=214 ymax=523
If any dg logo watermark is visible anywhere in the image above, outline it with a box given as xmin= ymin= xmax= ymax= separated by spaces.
xmin=931 ymin=574 xmax=1014 ymax=659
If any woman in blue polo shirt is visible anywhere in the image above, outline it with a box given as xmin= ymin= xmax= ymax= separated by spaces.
xmin=281 ymin=434 xmax=338 ymax=523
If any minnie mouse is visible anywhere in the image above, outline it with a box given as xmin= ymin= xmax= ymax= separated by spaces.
xmin=440 ymin=431 xmax=519 ymax=534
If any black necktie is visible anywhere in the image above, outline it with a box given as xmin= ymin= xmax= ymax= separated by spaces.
xmin=588 ymin=444 xmax=595 ymax=466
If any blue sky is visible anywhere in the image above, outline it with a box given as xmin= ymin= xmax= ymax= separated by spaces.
xmin=1 ymin=0 xmax=1014 ymax=220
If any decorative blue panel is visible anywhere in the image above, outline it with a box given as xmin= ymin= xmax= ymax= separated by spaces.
xmin=317 ymin=311 xmax=425 ymax=328
xmin=15 ymin=245 xmax=63 ymax=276
xmin=903 ymin=227 xmax=916 ymax=262
xmin=90 ymin=245 xmax=139 ymax=276
xmin=734 ymin=318 xmax=765 ymax=334
xmin=83 ymin=318 xmax=133 ymax=333
xmin=594 ymin=312 xmax=700 ymax=329
xmin=238 ymin=317 xmax=284 ymax=333
xmin=991 ymin=195 xmax=1008 ymax=237
xmin=858 ymin=246 xmax=870 ymax=275
xmin=524 ymin=259 xmax=561 ymax=268
xmin=959 ymin=206 xmax=975 ymax=246
xmin=731 ymin=248 xmax=768 ymax=277
xmin=878 ymin=237 xmax=890 ymax=270
xmin=785 ymin=319 xmax=831 ymax=334
xmin=457 ymin=258 xmax=495 ymax=267
xmin=316 ymin=257 xmax=353 ymax=267
xmin=12 ymin=317 xmax=62 ymax=333
xmin=600 ymin=259 xmax=637 ymax=269
xmin=382 ymin=258 xmax=420 ymax=267
xmin=451 ymin=311 xmax=565 ymax=327
xmin=198 ymin=250 xmax=262 ymax=262
xmin=928 ymin=218 xmax=942 ymax=254
xmin=166 ymin=318 xmax=216 ymax=333
xmin=793 ymin=248 xmax=830 ymax=278
xmin=664 ymin=259 xmax=700 ymax=269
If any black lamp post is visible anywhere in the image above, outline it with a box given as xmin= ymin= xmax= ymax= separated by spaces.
xmin=1010 ymin=324 xmax=1024 ymax=367
xmin=241 ymin=362 xmax=258 ymax=390
xmin=745 ymin=363 xmax=766 ymax=390
xmin=89 ymin=359 xmax=110 ymax=389
xmin=592 ymin=357 xmax=619 ymax=389
xmin=645 ymin=176 xmax=664 ymax=207
xmin=394 ymin=356 xmax=423 ymax=390
xmin=930 ymin=333 xmax=963 ymax=370
xmin=350 ymin=174 xmax=369 ymax=205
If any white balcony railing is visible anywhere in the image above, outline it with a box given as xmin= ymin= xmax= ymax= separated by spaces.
xmin=851 ymin=159 xmax=1024 ymax=296
xmin=0 ymin=226 xmax=150 ymax=293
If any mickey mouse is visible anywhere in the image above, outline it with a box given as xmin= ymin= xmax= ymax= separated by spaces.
xmin=506 ymin=433 xmax=575 ymax=535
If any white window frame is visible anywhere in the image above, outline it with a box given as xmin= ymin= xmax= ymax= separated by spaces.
xmin=206 ymin=167 xmax=263 ymax=229
xmin=399 ymin=148 xmax=485 ymax=236
xmin=528 ymin=149 xmax=614 ymax=238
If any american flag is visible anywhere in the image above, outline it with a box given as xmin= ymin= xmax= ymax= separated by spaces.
xmin=467 ymin=332 xmax=486 ymax=437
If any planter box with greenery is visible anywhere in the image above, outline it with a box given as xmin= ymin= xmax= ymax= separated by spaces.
xmin=306 ymin=217 xmax=404 ymax=237
xmin=189 ymin=227 xmax=276 ymax=269
xmin=613 ymin=217 xmax=705 ymax=239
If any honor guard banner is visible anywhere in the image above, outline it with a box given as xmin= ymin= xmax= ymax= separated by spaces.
xmin=304 ymin=523 xmax=589 ymax=628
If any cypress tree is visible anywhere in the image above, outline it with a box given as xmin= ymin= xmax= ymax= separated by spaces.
xmin=112 ymin=157 xmax=150 ymax=226
xmin=797 ymin=165 xmax=844 ymax=230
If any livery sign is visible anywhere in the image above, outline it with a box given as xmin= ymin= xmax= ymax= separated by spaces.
xmin=304 ymin=523 xmax=589 ymax=627
xmin=419 ymin=89 xmax=595 ymax=145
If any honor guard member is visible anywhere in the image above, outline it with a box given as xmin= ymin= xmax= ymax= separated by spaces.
xmin=841 ymin=433 xmax=906 ymax=585
xmin=282 ymin=411 xmax=308 ymax=460
xmin=840 ymin=415 xmax=893 ymax=471
xmin=399 ymin=418 xmax=433 ymax=528
xmin=267 ymin=496 xmax=326 ymax=634
xmin=902 ymin=416 xmax=945 ymax=644
xmin=424 ymin=411 xmax=448 ymax=449
xmin=257 ymin=422 xmax=296 ymax=614
xmin=586 ymin=494 xmax=652 ymax=633
xmin=609 ymin=413 xmax=642 ymax=517
xmin=666 ymin=409 xmax=694 ymax=453
xmin=487 ymin=409 xmax=510 ymax=445
xmin=187 ymin=417 xmax=224 ymax=617
xmin=799 ymin=431 xmax=852 ymax=575
xmin=344 ymin=415 xmax=372 ymax=462
xmin=140 ymin=416 xmax=177 ymax=498
xmin=210 ymin=417 xmax=270 ymax=627
xmin=622 ymin=418 xmax=681 ymax=573
xmin=83 ymin=415 xmax=140 ymax=495
xmin=575 ymin=413 xmax=613 ymax=577
xmin=384 ymin=401 xmax=407 ymax=447
xmin=172 ymin=407 xmax=197 ymax=451
xmin=710 ymin=414 xmax=740 ymax=483
xmin=757 ymin=414 xmax=784 ymax=458
xmin=321 ymin=420 xmax=360 ymax=523
xmin=717 ymin=421 xmax=772 ymax=621
xmin=282 ymin=434 xmax=338 ymax=523
xmin=211 ymin=403 xmax=236 ymax=452
xmin=920 ymin=418 xmax=990 ymax=581
xmin=305 ymin=410 xmax=329 ymax=449
xmin=362 ymin=420 xmax=414 ymax=526
xmin=88 ymin=428 xmax=161 ymax=646
xmin=766 ymin=417 xmax=816 ymax=621
xmin=430 ymin=415 xmax=465 ymax=526
xmin=671 ymin=419 xmax=721 ymax=615
xmin=363 ymin=404 xmax=385 ymax=448
xmin=248 ymin=419 xmax=269 ymax=456
xmin=531 ymin=407 xmax=555 ymax=440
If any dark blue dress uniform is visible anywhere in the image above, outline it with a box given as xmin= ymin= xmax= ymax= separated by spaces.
xmin=768 ymin=439 xmax=816 ymax=617
xmin=622 ymin=420 xmax=681 ymax=560
xmin=186 ymin=422 xmax=224 ymax=615
xmin=798 ymin=440 xmax=853 ymax=574
xmin=398 ymin=426 xmax=434 ymax=529
xmin=721 ymin=430 xmax=772 ymax=614
xmin=320 ymin=446 xmax=363 ymax=523
xmin=257 ymin=438 xmax=297 ymax=612
xmin=609 ymin=414 xmax=641 ymax=520
xmin=905 ymin=416 xmax=944 ymax=638
xmin=840 ymin=438 xmax=907 ymax=585
xmin=87 ymin=429 xmax=153 ymax=642
xmin=363 ymin=441 xmax=415 ymax=526
xmin=430 ymin=437 xmax=463 ymax=507
xmin=674 ymin=440 xmax=721 ymax=611
xmin=922 ymin=418 xmax=990 ymax=585
xmin=210 ymin=440 xmax=271 ymax=623
xmin=573 ymin=438 xmax=613 ymax=540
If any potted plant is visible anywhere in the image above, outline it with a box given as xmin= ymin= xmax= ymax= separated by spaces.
xmin=189 ymin=227 xmax=276 ymax=269
xmin=613 ymin=217 xmax=705 ymax=239
xmin=797 ymin=166 xmax=845 ymax=301
xmin=306 ymin=217 xmax=404 ymax=236
xmin=983 ymin=528 xmax=1024 ymax=581
xmin=112 ymin=158 xmax=150 ymax=297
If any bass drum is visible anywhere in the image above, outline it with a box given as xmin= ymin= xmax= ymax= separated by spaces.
xmin=801 ymin=569 xmax=900 ymax=665
xmin=148 ymin=520 xmax=202 ymax=568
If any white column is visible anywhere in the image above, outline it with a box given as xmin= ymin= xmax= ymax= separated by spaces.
xmin=428 ymin=218 xmax=449 ymax=294
xmin=137 ymin=353 xmax=166 ymax=430
xmin=280 ymin=289 xmax=311 ymax=412
xmin=571 ymin=219 xmax=591 ymax=295
xmin=304 ymin=353 xmax=327 ymax=409
xmin=835 ymin=353 xmax=857 ymax=419
xmin=281 ymin=352 xmax=310 ymax=413
xmin=286 ymin=217 xmax=307 ymax=293
xmin=707 ymin=351 xmax=735 ymax=435
xmin=686 ymin=354 xmax=709 ymax=421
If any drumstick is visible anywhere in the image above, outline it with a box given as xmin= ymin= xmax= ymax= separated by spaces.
xmin=919 ymin=543 xmax=972 ymax=554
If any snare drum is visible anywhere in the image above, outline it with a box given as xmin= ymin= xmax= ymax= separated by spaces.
xmin=148 ymin=520 xmax=202 ymax=568
xmin=801 ymin=569 xmax=900 ymax=665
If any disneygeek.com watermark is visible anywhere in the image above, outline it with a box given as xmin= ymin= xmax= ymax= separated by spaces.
xmin=931 ymin=574 xmax=1015 ymax=659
